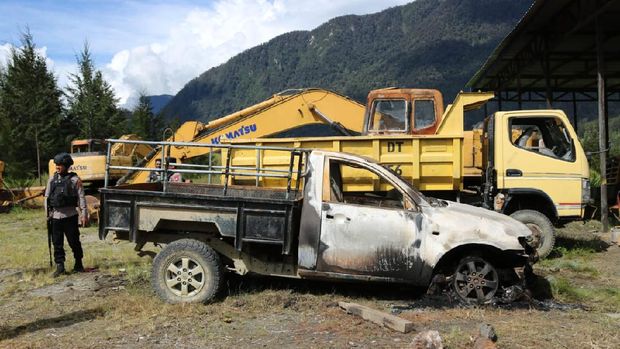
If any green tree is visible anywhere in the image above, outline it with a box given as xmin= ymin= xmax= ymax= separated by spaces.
xmin=65 ymin=43 xmax=125 ymax=139
xmin=0 ymin=31 xmax=64 ymax=182
xmin=130 ymin=94 xmax=164 ymax=140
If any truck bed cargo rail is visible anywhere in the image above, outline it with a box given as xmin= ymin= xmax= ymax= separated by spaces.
xmin=104 ymin=139 xmax=310 ymax=196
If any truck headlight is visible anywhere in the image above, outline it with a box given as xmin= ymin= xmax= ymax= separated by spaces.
xmin=581 ymin=178 xmax=591 ymax=204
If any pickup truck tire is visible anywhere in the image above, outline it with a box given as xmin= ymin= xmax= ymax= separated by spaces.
xmin=152 ymin=239 xmax=224 ymax=304
xmin=510 ymin=210 xmax=555 ymax=259
xmin=453 ymin=256 xmax=499 ymax=304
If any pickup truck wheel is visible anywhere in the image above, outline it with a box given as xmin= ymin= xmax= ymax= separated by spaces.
xmin=510 ymin=209 xmax=555 ymax=259
xmin=453 ymin=256 xmax=499 ymax=304
xmin=152 ymin=239 xmax=223 ymax=304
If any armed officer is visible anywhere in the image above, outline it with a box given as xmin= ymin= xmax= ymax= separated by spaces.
xmin=44 ymin=153 xmax=88 ymax=277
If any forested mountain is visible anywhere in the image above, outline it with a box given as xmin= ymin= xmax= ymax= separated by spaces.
xmin=147 ymin=94 xmax=173 ymax=114
xmin=162 ymin=0 xmax=532 ymax=122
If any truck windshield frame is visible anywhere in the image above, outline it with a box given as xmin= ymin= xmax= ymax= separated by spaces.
xmin=367 ymin=98 xmax=409 ymax=133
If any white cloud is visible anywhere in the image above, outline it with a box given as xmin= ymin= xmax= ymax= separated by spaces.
xmin=103 ymin=0 xmax=412 ymax=106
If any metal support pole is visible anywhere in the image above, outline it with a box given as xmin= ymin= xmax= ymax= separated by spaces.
xmin=295 ymin=152 xmax=304 ymax=194
xmin=572 ymin=91 xmax=578 ymax=133
xmin=104 ymin=142 xmax=112 ymax=188
xmin=161 ymin=144 xmax=168 ymax=193
xmin=517 ymin=76 xmax=523 ymax=109
xmin=497 ymin=91 xmax=502 ymax=111
xmin=256 ymin=148 xmax=260 ymax=187
xmin=543 ymin=37 xmax=553 ymax=109
xmin=286 ymin=151 xmax=295 ymax=198
xmin=223 ymin=149 xmax=232 ymax=195
xmin=208 ymin=151 xmax=212 ymax=184
xmin=596 ymin=16 xmax=609 ymax=232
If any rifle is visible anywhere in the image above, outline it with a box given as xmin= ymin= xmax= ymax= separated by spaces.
xmin=46 ymin=200 xmax=53 ymax=267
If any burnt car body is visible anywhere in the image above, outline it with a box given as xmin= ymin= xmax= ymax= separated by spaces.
xmin=100 ymin=149 xmax=534 ymax=304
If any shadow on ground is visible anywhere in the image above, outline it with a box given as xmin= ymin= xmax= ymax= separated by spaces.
xmin=0 ymin=308 xmax=105 ymax=341
xmin=224 ymin=273 xmax=424 ymax=301
xmin=548 ymin=236 xmax=610 ymax=258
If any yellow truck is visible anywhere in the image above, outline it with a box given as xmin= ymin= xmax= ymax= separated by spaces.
xmin=224 ymin=89 xmax=589 ymax=258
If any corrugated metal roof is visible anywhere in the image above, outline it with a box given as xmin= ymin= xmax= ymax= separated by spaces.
xmin=467 ymin=0 xmax=620 ymax=92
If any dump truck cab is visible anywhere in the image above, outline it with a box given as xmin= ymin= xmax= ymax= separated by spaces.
xmin=480 ymin=110 xmax=589 ymax=255
xmin=364 ymin=88 xmax=445 ymax=135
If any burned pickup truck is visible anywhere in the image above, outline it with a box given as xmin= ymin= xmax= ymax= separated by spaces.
xmin=99 ymin=139 xmax=536 ymax=304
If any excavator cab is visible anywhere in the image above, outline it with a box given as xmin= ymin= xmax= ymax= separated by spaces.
xmin=71 ymin=139 xmax=105 ymax=155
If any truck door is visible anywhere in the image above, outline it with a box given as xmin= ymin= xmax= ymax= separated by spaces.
xmin=316 ymin=158 xmax=420 ymax=279
xmin=497 ymin=112 xmax=585 ymax=217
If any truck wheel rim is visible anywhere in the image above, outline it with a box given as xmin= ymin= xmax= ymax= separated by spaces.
xmin=165 ymin=256 xmax=206 ymax=297
xmin=454 ymin=258 xmax=498 ymax=303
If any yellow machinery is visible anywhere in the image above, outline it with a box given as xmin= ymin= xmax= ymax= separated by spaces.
xmin=125 ymin=88 xmax=367 ymax=184
xmin=108 ymin=86 xmax=589 ymax=257
xmin=0 ymin=160 xmax=46 ymax=211
xmin=227 ymin=91 xmax=493 ymax=191
xmin=48 ymin=134 xmax=152 ymax=187
xmin=226 ymin=93 xmax=589 ymax=215
xmin=228 ymin=95 xmax=589 ymax=217
xmin=123 ymin=87 xmax=493 ymax=191
xmin=224 ymin=91 xmax=589 ymax=258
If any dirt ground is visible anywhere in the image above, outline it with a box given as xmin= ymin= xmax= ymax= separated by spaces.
xmin=0 ymin=208 xmax=618 ymax=348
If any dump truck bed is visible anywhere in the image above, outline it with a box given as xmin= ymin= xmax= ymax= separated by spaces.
xmin=99 ymin=182 xmax=303 ymax=254
xmin=227 ymin=134 xmax=465 ymax=191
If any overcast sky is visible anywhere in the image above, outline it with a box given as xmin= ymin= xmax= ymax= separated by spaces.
xmin=0 ymin=0 xmax=412 ymax=106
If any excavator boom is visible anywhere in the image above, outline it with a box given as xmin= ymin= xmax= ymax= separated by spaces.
xmin=127 ymin=88 xmax=366 ymax=184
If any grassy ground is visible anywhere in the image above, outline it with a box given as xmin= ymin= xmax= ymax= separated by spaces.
xmin=0 ymin=208 xmax=619 ymax=348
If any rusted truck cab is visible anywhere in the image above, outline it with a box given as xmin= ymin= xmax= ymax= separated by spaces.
xmin=99 ymin=140 xmax=534 ymax=304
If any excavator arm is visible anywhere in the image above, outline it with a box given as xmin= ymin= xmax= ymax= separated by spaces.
xmin=126 ymin=88 xmax=366 ymax=184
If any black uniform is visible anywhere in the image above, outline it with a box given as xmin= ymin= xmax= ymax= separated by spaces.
xmin=45 ymin=171 xmax=87 ymax=269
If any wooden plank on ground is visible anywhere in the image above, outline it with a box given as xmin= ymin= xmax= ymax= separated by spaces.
xmin=338 ymin=301 xmax=414 ymax=333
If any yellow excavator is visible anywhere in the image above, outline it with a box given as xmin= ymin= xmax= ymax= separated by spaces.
xmin=122 ymin=88 xmax=367 ymax=184
xmin=48 ymin=134 xmax=153 ymax=191
xmin=121 ymin=87 xmax=464 ymax=186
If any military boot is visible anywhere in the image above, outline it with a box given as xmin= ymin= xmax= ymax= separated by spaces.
xmin=73 ymin=259 xmax=85 ymax=273
xmin=53 ymin=263 xmax=66 ymax=277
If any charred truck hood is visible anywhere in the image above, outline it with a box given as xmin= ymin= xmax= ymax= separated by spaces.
xmin=413 ymin=200 xmax=534 ymax=281
xmin=422 ymin=200 xmax=532 ymax=250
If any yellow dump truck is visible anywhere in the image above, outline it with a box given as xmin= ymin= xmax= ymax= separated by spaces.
xmin=225 ymin=90 xmax=589 ymax=258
